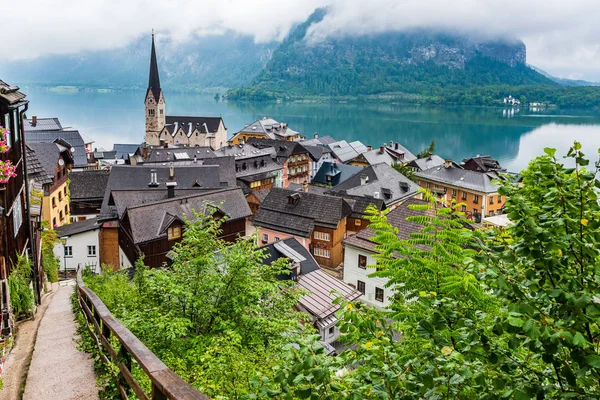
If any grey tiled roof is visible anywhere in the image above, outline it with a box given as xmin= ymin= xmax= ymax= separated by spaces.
xmin=236 ymin=118 xmax=299 ymax=139
xmin=144 ymin=147 xmax=216 ymax=163
xmin=414 ymin=164 xmax=501 ymax=193
xmin=301 ymin=136 xmax=337 ymax=146
xmin=247 ymin=138 xmax=309 ymax=163
xmin=327 ymin=140 xmax=368 ymax=163
xmin=165 ymin=116 xmax=224 ymax=135
xmin=328 ymin=163 xmax=419 ymax=207
xmin=108 ymin=189 xmax=209 ymax=219
xmin=254 ymin=188 xmax=352 ymax=237
xmin=25 ymin=145 xmax=53 ymax=186
xmin=25 ymin=129 xmax=88 ymax=168
xmin=358 ymin=148 xmax=397 ymax=166
xmin=113 ymin=144 xmax=142 ymax=159
xmin=124 ymin=188 xmax=251 ymax=244
xmin=55 ymin=217 xmax=101 ymax=237
xmin=69 ymin=170 xmax=110 ymax=200
xmin=215 ymin=143 xmax=276 ymax=160
xmin=409 ymin=155 xmax=445 ymax=171
xmin=100 ymin=165 xmax=227 ymax=216
xmin=343 ymin=198 xmax=433 ymax=252
xmin=385 ymin=143 xmax=417 ymax=162
xmin=23 ymin=118 xmax=62 ymax=131
xmin=27 ymin=142 xmax=61 ymax=180
xmin=0 ymin=80 xmax=26 ymax=105
xmin=302 ymin=145 xmax=330 ymax=162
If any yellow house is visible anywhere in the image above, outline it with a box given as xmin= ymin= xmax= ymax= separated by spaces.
xmin=230 ymin=117 xmax=301 ymax=145
xmin=28 ymin=142 xmax=73 ymax=228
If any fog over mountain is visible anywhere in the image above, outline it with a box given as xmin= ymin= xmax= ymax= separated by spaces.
xmin=2 ymin=0 xmax=600 ymax=81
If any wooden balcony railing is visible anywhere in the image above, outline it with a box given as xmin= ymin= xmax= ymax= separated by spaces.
xmin=76 ymin=268 xmax=209 ymax=400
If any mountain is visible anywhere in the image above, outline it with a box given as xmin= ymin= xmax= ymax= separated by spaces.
xmin=0 ymin=33 xmax=275 ymax=91
xmin=528 ymin=65 xmax=600 ymax=87
xmin=231 ymin=8 xmax=555 ymax=99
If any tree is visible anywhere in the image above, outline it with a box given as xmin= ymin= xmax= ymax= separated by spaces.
xmin=84 ymin=209 xmax=310 ymax=398
xmin=251 ymin=143 xmax=600 ymax=399
xmin=417 ymin=139 xmax=436 ymax=158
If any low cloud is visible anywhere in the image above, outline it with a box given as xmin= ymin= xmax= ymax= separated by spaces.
xmin=3 ymin=0 xmax=600 ymax=80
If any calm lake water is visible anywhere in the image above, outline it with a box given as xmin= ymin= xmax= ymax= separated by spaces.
xmin=21 ymin=88 xmax=600 ymax=173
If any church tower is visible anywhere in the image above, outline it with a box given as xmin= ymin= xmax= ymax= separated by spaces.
xmin=144 ymin=30 xmax=165 ymax=146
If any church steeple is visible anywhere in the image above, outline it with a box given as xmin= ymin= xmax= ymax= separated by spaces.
xmin=147 ymin=30 xmax=161 ymax=102
xmin=145 ymin=30 xmax=166 ymax=146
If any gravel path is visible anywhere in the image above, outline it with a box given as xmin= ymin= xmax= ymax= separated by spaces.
xmin=23 ymin=281 xmax=98 ymax=400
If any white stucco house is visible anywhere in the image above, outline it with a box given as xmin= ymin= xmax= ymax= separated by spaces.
xmin=342 ymin=198 xmax=432 ymax=308
xmin=53 ymin=217 xmax=101 ymax=274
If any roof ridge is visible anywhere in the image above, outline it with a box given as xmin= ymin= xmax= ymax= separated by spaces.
xmin=124 ymin=187 xmax=236 ymax=211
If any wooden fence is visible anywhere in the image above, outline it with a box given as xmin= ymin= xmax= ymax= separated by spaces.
xmin=76 ymin=268 xmax=209 ymax=400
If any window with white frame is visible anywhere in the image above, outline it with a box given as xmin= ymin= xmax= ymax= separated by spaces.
xmin=87 ymin=245 xmax=96 ymax=257
xmin=261 ymin=233 xmax=268 ymax=243
xmin=313 ymin=248 xmax=330 ymax=258
xmin=64 ymin=246 xmax=73 ymax=257
xmin=314 ymin=231 xmax=330 ymax=241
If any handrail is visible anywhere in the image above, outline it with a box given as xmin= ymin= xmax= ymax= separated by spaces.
xmin=76 ymin=268 xmax=210 ymax=400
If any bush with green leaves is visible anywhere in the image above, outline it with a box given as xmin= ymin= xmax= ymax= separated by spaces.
xmin=8 ymin=253 xmax=35 ymax=320
xmin=83 ymin=210 xmax=311 ymax=398
xmin=40 ymin=222 xmax=60 ymax=283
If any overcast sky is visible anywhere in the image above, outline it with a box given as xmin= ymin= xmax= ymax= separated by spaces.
xmin=4 ymin=0 xmax=600 ymax=81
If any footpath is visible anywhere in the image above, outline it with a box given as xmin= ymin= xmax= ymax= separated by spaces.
xmin=22 ymin=281 xmax=98 ymax=400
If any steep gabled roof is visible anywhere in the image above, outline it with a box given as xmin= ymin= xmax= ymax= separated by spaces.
xmin=27 ymin=142 xmax=62 ymax=180
xmin=23 ymin=118 xmax=62 ymax=131
xmin=25 ymin=128 xmax=88 ymax=168
xmin=144 ymin=147 xmax=216 ymax=163
xmin=297 ymin=269 xmax=362 ymax=319
xmin=259 ymin=237 xmax=319 ymax=276
xmin=254 ymin=188 xmax=352 ymax=237
xmin=25 ymin=145 xmax=53 ymax=186
xmin=408 ymin=155 xmax=445 ymax=171
xmin=124 ymin=188 xmax=251 ymax=244
xmin=236 ymin=118 xmax=299 ymax=139
xmin=247 ymin=138 xmax=308 ymax=163
xmin=303 ymin=144 xmax=331 ymax=162
xmin=327 ymin=140 xmax=368 ymax=163
xmin=461 ymin=155 xmax=507 ymax=173
xmin=0 ymin=80 xmax=26 ymax=105
xmin=55 ymin=217 xmax=101 ymax=237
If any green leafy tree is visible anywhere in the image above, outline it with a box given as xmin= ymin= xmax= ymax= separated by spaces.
xmin=40 ymin=222 xmax=60 ymax=283
xmin=84 ymin=209 xmax=310 ymax=398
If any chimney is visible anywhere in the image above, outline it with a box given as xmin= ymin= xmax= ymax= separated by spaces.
xmin=389 ymin=140 xmax=393 ymax=147
xmin=379 ymin=145 xmax=385 ymax=154
xmin=374 ymin=191 xmax=380 ymax=199
xmin=367 ymin=145 xmax=372 ymax=151
xmin=193 ymin=154 xmax=197 ymax=164
xmin=166 ymin=165 xmax=177 ymax=198
xmin=330 ymin=163 xmax=335 ymax=173
xmin=444 ymin=159 xmax=452 ymax=169
xmin=360 ymin=175 xmax=369 ymax=186
xmin=302 ymin=180 xmax=309 ymax=192
xmin=240 ymin=138 xmax=245 ymax=145
xmin=163 ymin=141 xmax=168 ymax=148
xmin=314 ymin=132 xmax=319 ymax=139
xmin=148 ymin=169 xmax=159 ymax=187
xmin=395 ymin=142 xmax=399 ymax=150
xmin=32 ymin=116 xmax=37 ymax=126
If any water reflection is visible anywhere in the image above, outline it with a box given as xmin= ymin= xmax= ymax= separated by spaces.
xmin=21 ymin=88 xmax=600 ymax=173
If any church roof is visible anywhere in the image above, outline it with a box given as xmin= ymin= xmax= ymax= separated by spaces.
xmin=163 ymin=116 xmax=224 ymax=137
xmin=147 ymin=33 xmax=161 ymax=102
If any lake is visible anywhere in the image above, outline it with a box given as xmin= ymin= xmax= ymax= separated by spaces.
xmin=21 ymin=87 xmax=600 ymax=172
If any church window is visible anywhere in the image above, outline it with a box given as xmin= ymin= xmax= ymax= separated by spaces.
xmin=148 ymin=109 xmax=155 ymax=116
xmin=160 ymin=109 xmax=163 ymax=115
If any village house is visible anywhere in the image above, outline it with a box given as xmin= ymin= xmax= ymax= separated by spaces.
xmin=300 ymin=133 xmax=338 ymax=147
xmin=215 ymin=143 xmax=284 ymax=192
xmin=144 ymin=33 xmax=226 ymax=150
xmin=27 ymin=141 xmax=74 ymax=228
xmin=140 ymin=146 xmax=216 ymax=165
xmin=327 ymin=140 xmax=369 ymax=164
xmin=69 ymin=170 xmax=110 ymax=221
xmin=461 ymin=155 xmax=507 ymax=173
xmin=53 ymin=217 xmax=102 ymax=274
xmin=118 ymin=187 xmax=251 ymax=268
xmin=343 ymin=198 xmax=434 ymax=308
xmin=348 ymin=144 xmax=397 ymax=167
xmin=407 ymin=154 xmax=446 ymax=172
xmin=247 ymin=138 xmax=311 ymax=187
xmin=23 ymin=116 xmax=91 ymax=170
xmin=229 ymin=117 xmax=301 ymax=145
xmin=414 ymin=159 xmax=506 ymax=221
xmin=259 ymin=238 xmax=361 ymax=346
xmin=384 ymin=141 xmax=417 ymax=164
xmin=253 ymin=188 xmax=352 ymax=269
xmin=327 ymin=163 xmax=420 ymax=210
xmin=0 ymin=81 xmax=39 ymax=336
xmin=303 ymin=144 xmax=333 ymax=180
xmin=97 ymin=164 xmax=236 ymax=268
